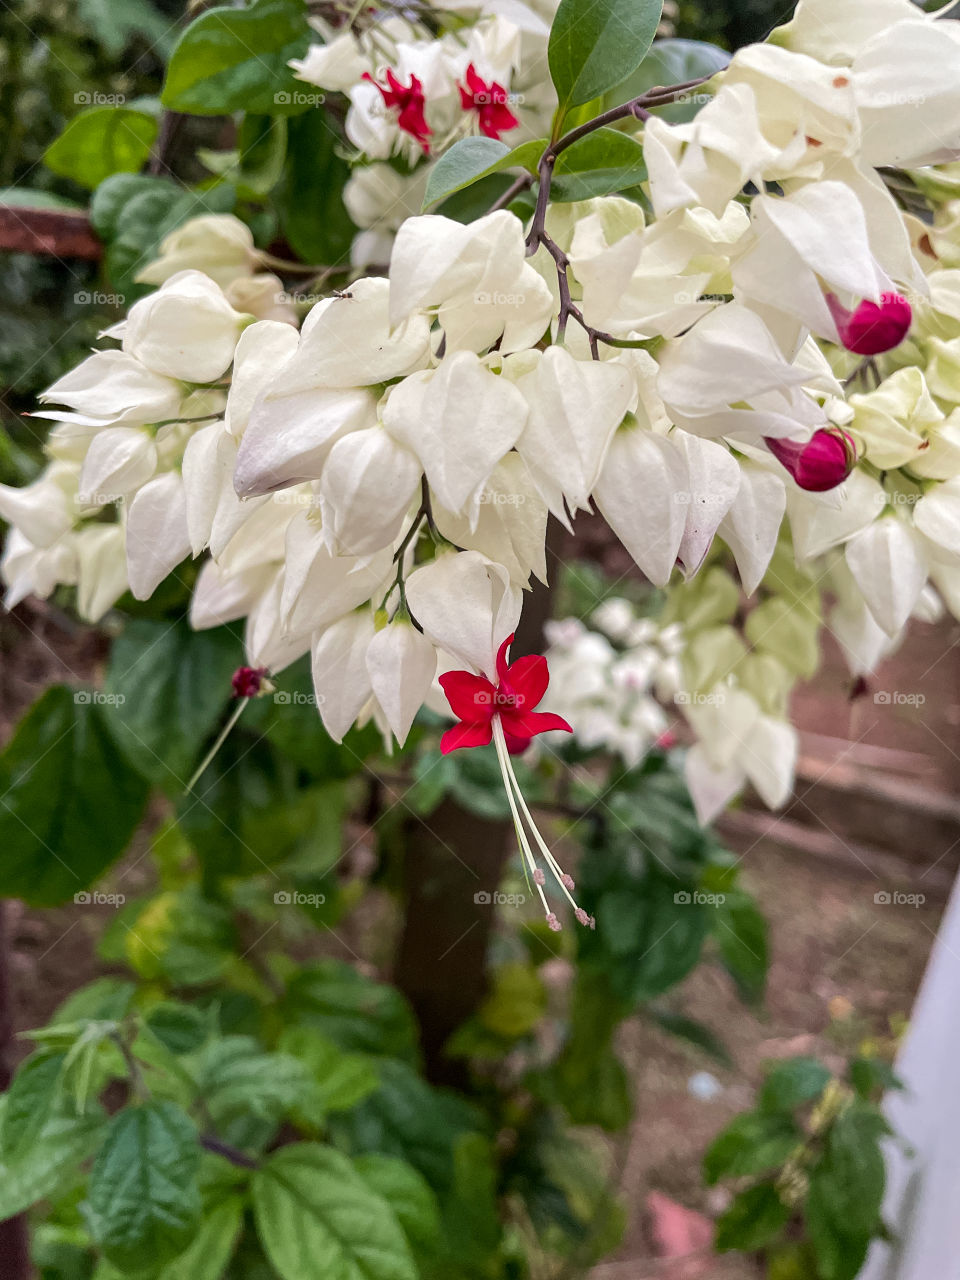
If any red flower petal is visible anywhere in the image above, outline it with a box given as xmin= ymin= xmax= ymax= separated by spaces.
xmin=503 ymin=653 xmax=548 ymax=709
xmin=495 ymin=633 xmax=515 ymax=684
xmin=465 ymin=63 xmax=485 ymax=97
xmin=440 ymin=720 xmax=493 ymax=754
xmin=438 ymin=670 xmax=496 ymax=722
xmin=505 ymin=731 xmax=532 ymax=755
xmin=499 ymin=709 xmax=573 ymax=740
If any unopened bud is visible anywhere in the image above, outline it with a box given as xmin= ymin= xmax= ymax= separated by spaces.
xmin=826 ymin=292 xmax=912 ymax=356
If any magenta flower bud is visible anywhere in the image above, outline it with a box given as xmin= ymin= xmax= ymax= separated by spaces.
xmin=231 ymin=665 xmax=268 ymax=698
xmin=764 ymin=428 xmax=857 ymax=493
xmin=826 ymin=292 xmax=912 ymax=356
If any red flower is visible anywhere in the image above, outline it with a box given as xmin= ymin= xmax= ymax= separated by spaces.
xmin=362 ymin=69 xmax=432 ymax=153
xmin=438 ymin=633 xmax=572 ymax=754
xmin=231 ymin=666 xmax=268 ymax=699
xmin=826 ymin=292 xmax=912 ymax=356
xmin=458 ymin=63 xmax=520 ymax=140
xmin=764 ymin=427 xmax=857 ymax=492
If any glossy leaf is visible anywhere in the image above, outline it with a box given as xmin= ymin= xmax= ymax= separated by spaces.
xmin=0 ymin=686 xmax=150 ymax=906
xmin=85 ymin=1101 xmax=202 ymax=1271
xmin=44 ymin=106 xmax=158 ymax=190
xmin=279 ymin=106 xmax=356 ymax=265
xmin=162 ymin=0 xmax=312 ymax=116
xmin=551 ymin=128 xmax=647 ymax=202
xmin=104 ymin=619 xmax=242 ymax=790
xmin=423 ymin=137 xmax=543 ymax=209
xmin=548 ymin=0 xmax=663 ymax=112
xmin=252 ymin=1144 xmax=418 ymax=1280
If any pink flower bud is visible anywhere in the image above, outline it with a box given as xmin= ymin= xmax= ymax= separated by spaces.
xmin=826 ymin=292 xmax=912 ymax=356
xmin=561 ymin=873 xmax=575 ymax=890
xmin=764 ymin=428 xmax=856 ymax=493
xmin=231 ymin=665 xmax=268 ymax=699
xmin=546 ymin=912 xmax=562 ymax=932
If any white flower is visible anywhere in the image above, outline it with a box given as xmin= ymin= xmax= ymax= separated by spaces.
xmin=136 ymin=215 xmax=256 ymax=288
xmin=366 ymin=619 xmax=438 ymax=744
xmin=123 ymin=270 xmax=250 ymax=383
xmin=405 ymin=549 xmax=521 ymax=677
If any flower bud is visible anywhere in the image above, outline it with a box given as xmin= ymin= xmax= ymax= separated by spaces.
xmin=826 ymin=292 xmax=912 ymax=356
xmin=232 ymin=665 xmax=269 ymax=698
xmin=764 ymin=428 xmax=856 ymax=492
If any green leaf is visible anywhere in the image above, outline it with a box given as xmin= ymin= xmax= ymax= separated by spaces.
xmin=162 ymin=0 xmax=312 ymax=116
xmin=278 ymin=1027 xmax=380 ymax=1115
xmin=159 ymin=1196 xmax=244 ymax=1280
xmin=353 ymin=1155 xmax=442 ymax=1258
xmin=551 ymin=128 xmax=647 ymax=201
xmin=715 ymin=1183 xmax=790 ymax=1252
xmin=607 ymin=38 xmax=729 ymax=122
xmin=703 ymin=1112 xmax=801 ymax=1185
xmin=86 ymin=1101 xmax=202 ymax=1272
xmin=745 ymin=596 xmax=821 ymax=680
xmin=713 ymin=893 xmax=769 ymax=1005
xmin=44 ymin=106 xmax=158 ymax=190
xmin=809 ymin=1104 xmax=887 ymax=1246
xmin=252 ymin=1144 xmax=417 ymax=1280
xmin=77 ymin=0 xmax=175 ymax=58
xmin=144 ymin=1002 xmax=210 ymax=1055
xmin=477 ymin=963 xmax=546 ymax=1039
xmin=284 ymin=960 xmax=419 ymax=1061
xmin=548 ymin=0 xmax=663 ymax=112
xmin=593 ymin=875 xmax=709 ymax=1002
xmin=1 ymin=1051 xmax=67 ymax=1160
xmin=0 ymin=686 xmax=150 ymax=906
xmin=103 ymin=619 xmax=242 ymax=790
xmin=90 ymin=173 xmax=236 ymax=297
xmin=330 ymin=1059 xmax=483 ymax=1190
xmin=849 ymin=1056 xmax=903 ymax=1101
xmin=192 ymin=1037 xmax=317 ymax=1128
xmin=646 ymin=1009 xmax=733 ymax=1068
xmin=279 ymin=108 xmax=357 ymax=265
xmin=0 ymin=1104 xmax=106 ymax=1221
xmin=423 ymin=137 xmax=543 ymax=209
xmin=759 ymin=1058 xmax=832 ymax=1113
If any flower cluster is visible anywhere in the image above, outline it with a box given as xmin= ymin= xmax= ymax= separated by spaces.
xmin=4 ymin=0 xmax=960 ymax=903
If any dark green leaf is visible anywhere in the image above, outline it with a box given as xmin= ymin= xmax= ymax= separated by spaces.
xmin=0 ymin=686 xmax=150 ymax=906
xmin=77 ymin=0 xmax=176 ymax=58
xmin=44 ymin=107 xmax=158 ymax=190
xmin=646 ymin=1009 xmax=733 ymax=1068
xmin=1 ymin=1052 xmax=67 ymax=1160
xmin=759 ymin=1057 xmax=831 ymax=1113
xmin=549 ymin=0 xmax=663 ymax=112
xmin=104 ymin=619 xmax=242 ymax=790
xmin=90 ymin=173 xmax=236 ymax=297
xmin=849 ymin=1056 xmax=903 ymax=1101
xmin=191 ymin=1037 xmax=317 ymax=1128
xmin=279 ymin=109 xmax=357 ymax=265
xmin=277 ymin=1027 xmax=379 ymax=1114
xmin=423 ymin=137 xmax=543 ymax=209
xmin=284 ymin=960 xmax=419 ymax=1061
xmin=353 ymin=1154 xmax=442 ymax=1258
xmin=608 ymin=38 xmax=729 ymax=122
xmin=329 ymin=1059 xmax=482 ymax=1191
xmin=703 ymin=1111 xmax=800 ymax=1185
xmin=158 ymin=1196 xmax=244 ymax=1280
xmin=714 ymin=892 xmax=769 ymax=1004
xmin=0 ymin=1105 xmax=106 ymax=1221
xmin=715 ymin=1183 xmax=790 ymax=1252
xmin=252 ymin=1144 xmax=417 ymax=1280
xmin=551 ymin=128 xmax=647 ymax=201
xmin=162 ymin=0 xmax=312 ymax=116
xmin=86 ymin=1101 xmax=201 ymax=1271
xmin=145 ymin=1003 xmax=210 ymax=1055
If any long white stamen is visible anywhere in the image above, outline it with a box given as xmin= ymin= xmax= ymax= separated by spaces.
xmin=492 ymin=719 xmax=552 ymax=918
xmin=492 ymin=717 xmax=592 ymax=929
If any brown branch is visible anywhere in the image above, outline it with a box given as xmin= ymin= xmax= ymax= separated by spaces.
xmin=0 ymin=204 xmax=101 ymax=260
